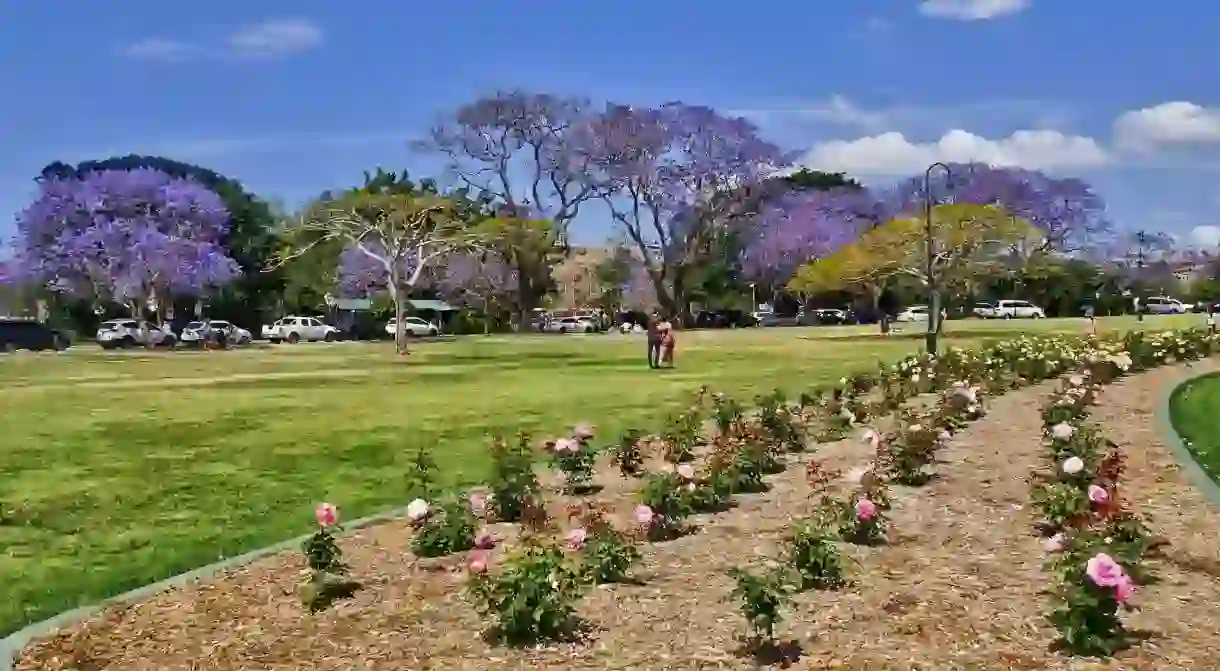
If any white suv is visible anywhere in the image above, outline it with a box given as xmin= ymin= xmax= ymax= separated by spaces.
xmin=265 ymin=316 xmax=339 ymax=343
xmin=95 ymin=320 xmax=177 ymax=349
xmin=993 ymin=300 xmax=1045 ymax=319
xmin=384 ymin=317 xmax=439 ymax=337
xmin=1144 ymin=296 xmax=1190 ymax=315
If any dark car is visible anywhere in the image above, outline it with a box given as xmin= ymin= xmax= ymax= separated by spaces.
xmin=808 ymin=308 xmax=850 ymax=325
xmin=0 ymin=318 xmax=68 ymax=352
xmin=693 ymin=310 xmax=759 ymax=329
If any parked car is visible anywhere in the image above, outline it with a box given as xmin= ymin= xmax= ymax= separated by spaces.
xmin=972 ymin=302 xmax=999 ymax=318
xmin=545 ymin=316 xmax=597 ymax=333
xmin=992 ymin=300 xmax=1046 ymax=319
xmin=1143 ymin=296 xmax=1190 ymax=315
xmin=0 ymin=318 xmax=68 ymax=352
xmin=264 ymin=316 xmax=339 ymax=343
xmin=384 ymin=317 xmax=440 ymax=338
xmin=95 ymin=319 xmax=177 ymax=349
xmin=807 ymin=308 xmax=849 ymax=325
xmin=894 ymin=306 xmax=930 ymax=322
xmin=180 ymin=319 xmax=253 ymax=347
xmin=693 ymin=310 xmax=758 ymax=329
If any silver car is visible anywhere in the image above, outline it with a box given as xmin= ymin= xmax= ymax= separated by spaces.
xmin=179 ymin=320 xmax=252 ymax=347
xmin=95 ymin=320 xmax=177 ymax=349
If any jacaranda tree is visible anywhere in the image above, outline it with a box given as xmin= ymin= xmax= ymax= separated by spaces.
xmin=892 ymin=162 xmax=1111 ymax=255
xmin=41 ymin=155 xmax=281 ymax=328
xmin=741 ymin=187 xmax=888 ymax=288
xmin=418 ymin=90 xmax=599 ymax=249
xmin=583 ymin=101 xmax=793 ymax=322
xmin=10 ymin=168 xmax=240 ymax=318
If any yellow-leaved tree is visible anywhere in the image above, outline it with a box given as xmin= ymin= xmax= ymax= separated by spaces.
xmin=789 ymin=203 xmax=1035 ymax=334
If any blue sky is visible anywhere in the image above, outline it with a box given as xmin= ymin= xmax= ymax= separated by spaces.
xmin=4 ymin=0 xmax=1220 ymax=246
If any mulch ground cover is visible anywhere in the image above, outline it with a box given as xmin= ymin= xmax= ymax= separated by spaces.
xmin=16 ymin=362 xmax=1220 ymax=670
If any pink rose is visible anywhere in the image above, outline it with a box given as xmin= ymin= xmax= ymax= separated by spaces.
xmin=314 ymin=502 xmax=339 ymax=527
xmin=573 ymin=423 xmax=596 ymax=440
xmin=468 ymin=492 xmax=488 ymax=516
xmin=855 ymin=497 xmax=877 ymax=521
xmin=554 ymin=438 xmax=579 ymax=454
xmin=860 ymin=429 xmax=881 ymax=447
xmin=468 ymin=550 xmax=488 ymax=575
xmin=565 ymin=527 xmax=588 ymax=550
xmin=676 ymin=464 xmax=695 ymax=480
xmin=1042 ymin=533 xmax=1065 ymax=552
xmin=1085 ymin=552 xmax=1127 ymax=588
xmin=474 ymin=531 xmax=496 ymax=549
xmin=634 ymin=504 xmax=655 ymax=525
xmin=1114 ymin=575 xmax=1135 ymax=603
xmin=1087 ymin=484 xmax=1110 ymax=505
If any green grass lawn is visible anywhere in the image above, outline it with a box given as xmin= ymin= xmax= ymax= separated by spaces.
xmin=1168 ymin=371 xmax=1220 ymax=486
xmin=0 ymin=314 xmax=1199 ymax=634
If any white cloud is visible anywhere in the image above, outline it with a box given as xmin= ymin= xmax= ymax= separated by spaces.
xmin=1113 ymin=101 xmax=1220 ymax=152
xmin=801 ymin=129 xmax=1109 ymax=175
xmin=226 ymin=18 xmax=323 ymax=59
xmin=120 ymin=38 xmax=198 ymax=61
xmin=919 ymin=0 xmax=1030 ymax=20
xmin=120 ymin=18 xmax=322 ymax=63
xmin=735 ymin=95 xmax=1075 ymax=138
xmin=1190 ymin=225 xmax=1220 ymax=248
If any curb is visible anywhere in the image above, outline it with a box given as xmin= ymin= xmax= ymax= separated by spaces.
xmin=0 ymin=504 xmax=412 ymax=671
xmin=1157 ymin=368 xmax=1220 ymax=509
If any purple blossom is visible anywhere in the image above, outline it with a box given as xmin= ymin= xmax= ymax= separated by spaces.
xmin=434 ymin=251 xmax=517 ymax=308
xmin=9 ymin=168 xmax=239 ymax=305
xmin=741 ymin=188 xmax=888 ymax=283
xmin=336 ymin=243 xmax=416 ymax=298
xmin=581 ymin=101 xmax=795 ymax=313
xmin=890 ymin=163 xmax=1110 ymax=252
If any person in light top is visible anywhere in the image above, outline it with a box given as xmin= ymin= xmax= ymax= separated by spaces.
xmin=658 ymin=318 xmax=676 ymax=368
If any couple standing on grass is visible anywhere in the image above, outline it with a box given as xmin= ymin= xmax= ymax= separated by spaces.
xmin=645 ymin=310 xmax=676 ymax=369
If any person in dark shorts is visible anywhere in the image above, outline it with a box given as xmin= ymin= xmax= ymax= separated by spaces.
xmin=645 ymin=311 xmax=662 ymax=369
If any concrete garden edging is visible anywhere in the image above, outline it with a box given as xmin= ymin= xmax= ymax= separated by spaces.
xmin=0 ymin=504 xmax=414 ymax=671
xmin=1157 ymin=368 xmax=1220 ymax=510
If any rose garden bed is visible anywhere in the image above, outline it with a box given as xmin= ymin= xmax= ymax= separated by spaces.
xmin=13 ymin=329 xmax=1220 ymax=670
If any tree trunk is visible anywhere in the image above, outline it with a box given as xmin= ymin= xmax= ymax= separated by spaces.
xmin=871 ymin=286 xmax=890 ymax=334
xmin=389 ymin=277 xmax=408 ymax=356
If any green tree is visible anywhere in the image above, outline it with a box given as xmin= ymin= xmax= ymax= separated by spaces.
xmin=483 ymin=217 xmax=560 ymax=328
xmin=791 ymin=203 xmax=1034 ymax=332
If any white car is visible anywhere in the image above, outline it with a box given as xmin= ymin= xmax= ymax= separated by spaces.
xmin=894 ymin=306 xmax=930 ymax=322
xmin=972 ymin=302 xmax=999 ymax=319
xmin=993 ymin=300 xmax=1046 ymax=319
xmin=385 ymin=317 xmax=439 ymax=338
xmin=264 ymin=316 xmax=339 ymax=343
xmin=1143 ymin=296 xmax=1190 ymax=315
xmin=95 ymin=320 xmax=177 ymax=349
xmin=545 ymin=316 xmax=597 ymax=333
xmin=180 ymin=320 xmax=252 ymax=346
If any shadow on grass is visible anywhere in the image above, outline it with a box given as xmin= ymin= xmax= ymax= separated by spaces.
xmin=735 ymin=637 xmax=804 ymax=667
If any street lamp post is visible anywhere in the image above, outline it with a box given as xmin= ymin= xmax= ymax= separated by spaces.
xmin=1135 ymin=230 xmax=1147 ymax=322
xmin=748 ymin=283 xmax=757 ymax=313
xmin=923 ymin=162 xmax=952 ymax=355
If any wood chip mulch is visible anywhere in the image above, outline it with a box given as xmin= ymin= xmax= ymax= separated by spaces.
xmin=16 ymin=363 xmax=1220 ymax=671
